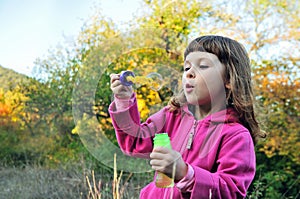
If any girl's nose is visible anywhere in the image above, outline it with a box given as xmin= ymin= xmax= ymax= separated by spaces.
xmin=186 ymin=68 xmax=195 ymax=79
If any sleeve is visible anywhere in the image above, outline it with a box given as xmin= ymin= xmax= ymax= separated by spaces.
xmin=190 ymin=131 xmax=256 ymax=199
xmin=109 ymin=93 xmax=168 ymax=159
xmin=113 ymin=94 xmax=135 ymax=111
xmin=175 ymin=163 xmax=195 ymax=193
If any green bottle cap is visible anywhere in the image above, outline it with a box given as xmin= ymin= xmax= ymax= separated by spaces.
xmin=153 ymin=133 xmax=171 ymax=149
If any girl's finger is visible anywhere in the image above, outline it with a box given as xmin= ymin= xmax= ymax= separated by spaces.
xmin=150 ymin=151 xmax=165 ymax=160
xmin=150 ymin=159 xmax=167 ymax=170
xmin=152 ymin=146 xmax=170 ymax=153
xmin=110 ymin=74 xmax=120 ymax=84
xmin=149 ymin=159 xmax=160 ymax=166
xmin=111 ymin=79 xmax=121 ymax=88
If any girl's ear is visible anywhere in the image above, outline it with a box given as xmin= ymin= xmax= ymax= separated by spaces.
xmin=225 ymin=82 xmax=231 ymax=89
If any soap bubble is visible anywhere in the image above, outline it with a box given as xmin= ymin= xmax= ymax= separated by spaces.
xmin=72 ymin=29 xmax=184 ymax=173
xmin=146 ymin=72 xmax=163 ymax=91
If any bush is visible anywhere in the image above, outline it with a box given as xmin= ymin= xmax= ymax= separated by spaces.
xmin=247 ymin=151 xmax=300 ymax=198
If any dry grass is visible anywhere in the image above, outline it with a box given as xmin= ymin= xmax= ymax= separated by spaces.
xmin=85 ymin=154 xmax=135 ymax=199
xmin=0 ymin=165 xmax=84 ymax=199
xmin=0 ymin=157 xmax=151 ymax=199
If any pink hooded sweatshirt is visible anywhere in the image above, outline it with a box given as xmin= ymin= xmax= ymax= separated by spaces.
xmin=109 ymin=94 xmax=256 ymax=199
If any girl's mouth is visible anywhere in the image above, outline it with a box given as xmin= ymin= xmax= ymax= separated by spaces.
xmin=185 ymin=84 xmax=194 ymax=93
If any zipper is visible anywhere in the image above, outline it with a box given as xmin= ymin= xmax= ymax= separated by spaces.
xmin=186 ymin=120 xmax=198 ymax=149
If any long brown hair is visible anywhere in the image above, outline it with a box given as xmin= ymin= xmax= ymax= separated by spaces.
xmin=169 ymin=35 xmax=266 ymax=145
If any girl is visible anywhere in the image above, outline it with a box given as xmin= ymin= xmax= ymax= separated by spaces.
xmin=109 ymin=35 xmax=265 ymax=198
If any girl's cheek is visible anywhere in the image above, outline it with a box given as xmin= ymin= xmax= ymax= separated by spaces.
xmin=182 ymin=75 xmax=187 ymax=84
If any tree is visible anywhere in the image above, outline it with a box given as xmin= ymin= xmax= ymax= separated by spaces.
xmin=11 ymin=0 xmax=299 ymax=196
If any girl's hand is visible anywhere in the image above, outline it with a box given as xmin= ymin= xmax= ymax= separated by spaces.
xmin=150 ymin=147 xmax=188 ymax=182
xmin=110 ymin=73 xmax=133 ymax=99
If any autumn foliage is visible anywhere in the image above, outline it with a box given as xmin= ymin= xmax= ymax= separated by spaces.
xmin=0 ymin=0 xmax=299 ymax=198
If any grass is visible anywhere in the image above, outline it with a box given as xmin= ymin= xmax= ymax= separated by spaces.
xmin=85 ymin=154 xmax=144 ymax=199
xmin=0 ymin=155 xmax=152 ymax=199
xmin=0 ymin=165 xmax=83 ymax=199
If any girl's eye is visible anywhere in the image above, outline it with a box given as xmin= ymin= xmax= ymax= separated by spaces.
xmin=198 ymin=65 xmax=209 ymax=69
xmin=183 ymin=62 xmax=191 ymax=71
xmin=184 ymin=66 xmax=190 ymax=71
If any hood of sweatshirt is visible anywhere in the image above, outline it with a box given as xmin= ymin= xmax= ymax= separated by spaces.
xmin=180 ymin=104 xmax=240 ymax=125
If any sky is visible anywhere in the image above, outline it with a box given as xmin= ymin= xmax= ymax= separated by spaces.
xmin=0 ymin=0 xmax=142 ymax=76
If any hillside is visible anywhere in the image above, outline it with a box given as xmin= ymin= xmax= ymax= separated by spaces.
xmin=0 ymin=65 xmax=29 ymax=91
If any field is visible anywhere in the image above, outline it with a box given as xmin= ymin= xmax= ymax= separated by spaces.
xmin=0 ymin=164 xmax=152 ymax=199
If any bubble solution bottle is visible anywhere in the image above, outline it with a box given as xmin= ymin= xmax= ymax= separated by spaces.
xmin=153 ymin=133 xmax=174 ymax=188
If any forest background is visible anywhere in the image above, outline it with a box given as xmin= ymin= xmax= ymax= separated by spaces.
xmin=0 ymin=0 xmax=299 ymax=198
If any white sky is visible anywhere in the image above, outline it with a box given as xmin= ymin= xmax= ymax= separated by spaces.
xmin=0 ymin=0 xmax=142 ymax=76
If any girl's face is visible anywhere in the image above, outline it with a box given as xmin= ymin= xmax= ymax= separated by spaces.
xmin=182 ymin=51 xmax=227 ymax=108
